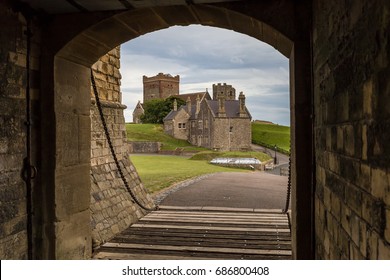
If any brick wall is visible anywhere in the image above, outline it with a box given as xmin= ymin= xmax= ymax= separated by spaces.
xmin=313 ymin=0 xmax=390 ymax=259
xmin=90 ymin=48 xmax=154 ymax=247
xmin=0 ymin=3 xmax=41 ymax=259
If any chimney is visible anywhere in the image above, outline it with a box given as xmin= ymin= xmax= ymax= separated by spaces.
xmin=173 ymin=98 xmax=177 ymax=111
xmin=187 ymin=96 xmax=191 ymax=115
xmin=217 ymin=93 xmax=226 ymax=117
xmin=196 ymin=94 xmax=201 ymax=115
xmin=239 ymin=91 xmax=246 ymax=117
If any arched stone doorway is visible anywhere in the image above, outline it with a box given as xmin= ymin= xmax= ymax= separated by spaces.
xmin=39 ymin=2 xmax=313 ymax=259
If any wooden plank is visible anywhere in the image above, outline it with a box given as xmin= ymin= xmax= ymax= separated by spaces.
xmin=111 ymin=238 xmax=292 ymax=250
xmin=152 ymin=210 xmax=287 ymax=219
xmin=93 ymin=252 xmax=220 ymax=260
xmin=123 ymin=227 xmax=292 ymax=238
xmin=141 ymin=217 xmax=289 ymax=226
xmin=113 ymin=235 xmax=292 ymax=246
xmin=96 ymin=247 xmax=291 ymax=260
xmin=131 ymin=223 xmax=291 ymax=233
xmin=101 ymin=242 xmax=292 ymax=256
xmin=146 ymin=214 xmax=289 ymax=222
xmin=120 ymin=230 xmax=291 ymax=242
xmin=158 ymin=206 xmax=285 ymax=214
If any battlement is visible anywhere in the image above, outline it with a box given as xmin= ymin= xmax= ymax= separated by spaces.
xmin=143 ymin=72 xmax=180 ymax=82
xmin=212 ymin=83 xmax=236 ymax=100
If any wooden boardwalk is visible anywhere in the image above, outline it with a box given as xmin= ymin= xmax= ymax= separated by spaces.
xmin=93 ymin=206 xmax=291 ymax=260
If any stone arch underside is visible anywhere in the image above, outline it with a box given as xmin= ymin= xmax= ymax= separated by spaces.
xmin=48 ymin=3 xmax=312 ymax=260
xmin=57 ymin=5 xmax=293 ymax=66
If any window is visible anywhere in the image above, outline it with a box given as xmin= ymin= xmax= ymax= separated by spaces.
xmin=198 ymin=120 xmax=203 ymax=129
xmin=178 ymin=123 xmax=186 ymax=129
xmin=205 ymin=120 xmax=209 ymax=129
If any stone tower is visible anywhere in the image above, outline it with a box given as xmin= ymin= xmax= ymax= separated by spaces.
xmin=212 ymin=83 xmax=236 ymax=100
xmin=143 ymin=73 xmax=180 ymax=102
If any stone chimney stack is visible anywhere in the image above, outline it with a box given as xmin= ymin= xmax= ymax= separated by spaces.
xmin=239 ymin=91 xmax=246 ymax=117
xmin=187 ymin=96 xmax=192 ymax=115
xmin=217 ymin=93 xmax=226 ymax=117
xmin=173 ymin=98 xmax=177 ymax=111
xmin=196 ymin=94 xmax=201 ymax=115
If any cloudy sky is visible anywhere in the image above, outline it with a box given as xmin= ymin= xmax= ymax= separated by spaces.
xmin=120 ymin=25 xmax=290 ymax=126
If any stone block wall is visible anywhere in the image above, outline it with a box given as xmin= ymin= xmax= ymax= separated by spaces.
xmin=90 ymin=48 xmax=154 ymax=247
xmin=0 ymin=4 xmax=40 ymax=259
xmin=212 ymin=118 xmax=252 ymax=151
xmin=313 ymin=0 xmax=390 ymax=259
xmin=128 ymin=141 xmax=161 ymax=153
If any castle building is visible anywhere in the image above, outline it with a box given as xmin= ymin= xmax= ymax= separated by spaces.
xmin=133 ymin=72 xmax=180 ymax=123
xmin=212 ymin=83 xmax=236 ymax=100
xmin=143 ymin=72 xmax=180 ymax=102
xmin=164 ymin=84 xmax=252 ymax=151
xmin=132 ymin=101 xmax=144 ymax=124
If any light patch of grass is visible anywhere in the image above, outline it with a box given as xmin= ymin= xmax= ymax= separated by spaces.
xmin=251 ymin=122 xmax=290 ymax=154
xmin=130 ymin=155 xmax=248 ymax=193
xmin=126 ymin=123 xmax=207 ymax=151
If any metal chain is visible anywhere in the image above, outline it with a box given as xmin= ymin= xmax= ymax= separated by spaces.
xmin=90 ymin=69 xmax=157 ymax=211
xmin=282 ymin=155 xmax=291 ymax=232
xmin=282 ymin=155 xmax=291 ymax=214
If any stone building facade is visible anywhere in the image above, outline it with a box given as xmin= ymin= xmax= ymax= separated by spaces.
xmin=164 ymin=86 xmax=252 ymax=151
xmin=213 ymin=83 xmax=236 ymax=100
xmin=132 ymin=100 xmax=144 ymax=124
xmin=133 ymin=72 xmax=180 ymax=123
xmin=143 ymin=72 xmax=180 ymax=102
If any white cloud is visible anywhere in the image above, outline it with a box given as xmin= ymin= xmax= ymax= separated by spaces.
xmin=120 ymin=25 xmax=290 ymax=126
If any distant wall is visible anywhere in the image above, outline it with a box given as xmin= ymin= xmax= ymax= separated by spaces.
xmin=128 ymin=141 xmax=161 ymax=153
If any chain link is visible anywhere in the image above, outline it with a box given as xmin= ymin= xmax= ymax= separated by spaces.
xmin=282 ymin=155 xmax=291 ymax=213
xmin=91 ymin=69 xmax=157 ymax=211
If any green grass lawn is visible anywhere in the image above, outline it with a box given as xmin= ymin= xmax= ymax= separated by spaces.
xmin=251 ymin=122 xmax=290 ymax=154
xmin=126 ymin=123 xmax=207 ymax=151
xmin=130 ymin=154 xmax=248 ymax=193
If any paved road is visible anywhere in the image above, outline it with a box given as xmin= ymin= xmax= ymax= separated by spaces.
xmin=251 ymin=144 xmax=290 ymax=176
xmin=160 ymin=172 xmax=289 ymax=210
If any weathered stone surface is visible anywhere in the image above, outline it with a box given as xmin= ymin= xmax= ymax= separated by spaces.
xmin=89 ymin=49 xmax=154 ymax=247
xmin=314 ymin=0 xmax=390 ymax=259
xmin=0 ymin=3 xmax=41 ymax=260
xmin=128 ymin=141 xmax=161 ymax=153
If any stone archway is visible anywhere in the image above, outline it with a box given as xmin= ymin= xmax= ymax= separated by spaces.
xmin=39 ymin=2 xmax=313 ymax=259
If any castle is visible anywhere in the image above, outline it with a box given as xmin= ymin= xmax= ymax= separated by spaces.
xmin=132 ymin=73 xmax=252 ymax=151
xmin=164 ymin=83 xmax=252 ymax=151
xmin=133 ymin=73 xmax=180 ymax=123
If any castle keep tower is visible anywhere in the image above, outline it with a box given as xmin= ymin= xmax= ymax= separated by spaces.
xmin=143 ymin=73 xmax=180 ymax=102
xmin=212 ymin=83 xmax=236 ymax=100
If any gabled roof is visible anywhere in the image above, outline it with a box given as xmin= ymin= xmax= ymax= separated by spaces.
xmin=163 ymin=105 xmax=193 ymax=121
xmin=206 ymin=100 xmax=252 ymax=119
xmin=163 ymin=110 xmax=179 ymax=121
xmin=176 ymin=91 xmax=211 ymax=105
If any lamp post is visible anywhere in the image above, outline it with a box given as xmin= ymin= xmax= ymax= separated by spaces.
xmin=274 ymin=145 xmax=277 ymax=165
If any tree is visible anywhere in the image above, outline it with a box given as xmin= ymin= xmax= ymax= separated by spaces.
xmin=140 ymin=96 xmax=186 ymax=124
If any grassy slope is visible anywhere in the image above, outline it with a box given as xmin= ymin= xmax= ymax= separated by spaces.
xmin=126 ymin=123 xmax=206 ymax=151
xmin=251 ymin=122 xmax=290 ymax=154
xmin=131 ymin=155 xmax=247 ymax=193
